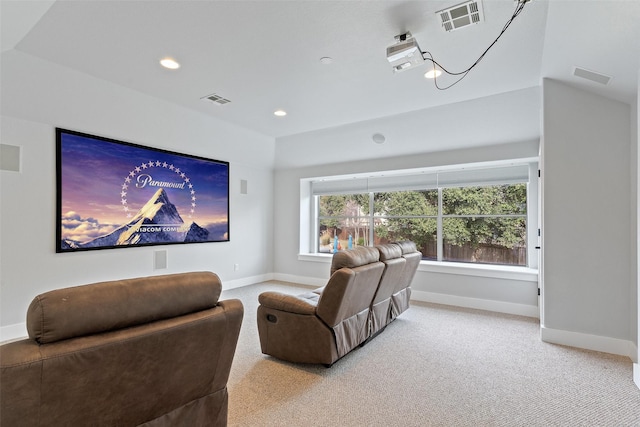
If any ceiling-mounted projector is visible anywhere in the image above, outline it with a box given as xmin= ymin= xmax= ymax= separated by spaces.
xmin=386 ymin=32 xmax=424 ymax=73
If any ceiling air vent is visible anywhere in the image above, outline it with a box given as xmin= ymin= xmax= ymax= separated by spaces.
xmin=437 ymin=1 xmax=484 ymax=32
xmin=201 ymin=93 xmax=231 ymax=105
xmin=572 ymin=66 xmax=612 ymax=86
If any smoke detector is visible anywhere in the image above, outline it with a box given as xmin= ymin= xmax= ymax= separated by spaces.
xmin=386 ymin=32 xmax=424 ymax=73
xmin=437 ymin=1 xmax=484 ymax=32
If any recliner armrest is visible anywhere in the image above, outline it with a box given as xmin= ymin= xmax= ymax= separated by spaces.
xmin=258 ymin=292 xmax=317 ymax=315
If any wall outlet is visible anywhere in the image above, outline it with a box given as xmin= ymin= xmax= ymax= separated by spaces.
xmin=234 ymin=263 xmax=239 ymax=271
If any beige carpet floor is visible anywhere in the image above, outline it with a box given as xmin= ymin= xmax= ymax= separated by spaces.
xmin=221 ymin=281 xmax=640 ymax=427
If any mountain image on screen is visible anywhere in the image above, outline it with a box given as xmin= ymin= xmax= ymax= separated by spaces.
xmin=75 ymin=188 xmax=209 ymax=248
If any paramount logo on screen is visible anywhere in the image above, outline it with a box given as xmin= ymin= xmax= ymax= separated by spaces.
xmin=136 ymin=174 xmax=186 ymax=189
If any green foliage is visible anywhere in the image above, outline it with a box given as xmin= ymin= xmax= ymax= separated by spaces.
xmin=373 ymin=191 xmax=437 ymax=251
xmin=374 ymin=190 xmax=437 ymax=216
xmin=443 ymin=185 xmax=526 ymax=215
xmin=375 ymin=218 xmax=436 ymax=251
xmin=441 ymin=185 xmax=526 ymax=249
xmin=319 ymin=195 xmax=346 ymax=229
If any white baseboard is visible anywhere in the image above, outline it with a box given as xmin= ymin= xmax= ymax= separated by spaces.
xmin=223 ymin=273 xmax=274 ymax=290
xmin=632 ymin=343 xmax=639 ymax=364
xmin=411 ymin=290 xmax=539 ymax=318
xmin=634 ymin=364 xmax=640 ymax=390
xmin=541 ymin=326 xmax=635 ymax=359
xmin=0 ymin=322 xmax=27 ymax=343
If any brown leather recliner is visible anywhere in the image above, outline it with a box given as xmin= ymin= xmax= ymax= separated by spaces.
xmin=257 ymin=246 xmax=384 ymax=366
xmin=0 ymin=271 xmax=243 ymax=427
xmin=257 ymin=242 xmax=421 ymax=367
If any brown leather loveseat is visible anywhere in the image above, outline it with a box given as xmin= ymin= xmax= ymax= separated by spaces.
xmin=0 ymin=271 xmax=243 ymax=427
xmin=257 ymin=242 xmax=420 ymax=366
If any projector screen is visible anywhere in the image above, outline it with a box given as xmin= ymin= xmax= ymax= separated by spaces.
xmin=56 ymin=128 xmax=230 ymax=253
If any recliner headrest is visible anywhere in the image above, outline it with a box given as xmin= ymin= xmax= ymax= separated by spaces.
xmin=376 ymin=243 xmax=403 ymax=261
xmin=394 ymin=241 xmax=418 ymax=254
xmin=330 ymin=246 xmax=380 ymax=275
xmin=27 ymin=271 xmax=221 ymax=344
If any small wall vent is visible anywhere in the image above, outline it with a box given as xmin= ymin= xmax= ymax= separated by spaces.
xmin=572 ymin=67 xmax=612 ymax=86
xmin=437 ymin=1 xmax=484 ymax=32
xmin=201 ymin=93 xmax=231 ymax=105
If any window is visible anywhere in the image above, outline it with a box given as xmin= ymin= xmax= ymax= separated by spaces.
xmin=318 ymin=193 xmax=371 ymax=253
xmin=374 ymin=190 xmax=438 ymax=260
xmin=310 ymin=163 xmax=534 ymax=267
xmin=441 ymin=185 xmax=526 ymax=265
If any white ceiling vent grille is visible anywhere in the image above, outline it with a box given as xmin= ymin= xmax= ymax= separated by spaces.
xmin=201 ymin=93 xmax=231 ymax=105
xmin=437 ymin=1 xmax=484 ymax=32
xmin=572 ymin=66 xmax=612 ymax=86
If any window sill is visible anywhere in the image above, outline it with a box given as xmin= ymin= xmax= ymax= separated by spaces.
xmin=418 ymin=260 xmax=537 ymax=282
xmin=298 ymin=253 xmax=334 ymax=263
xmin=297 ymin=253 xmax=538 ymax=282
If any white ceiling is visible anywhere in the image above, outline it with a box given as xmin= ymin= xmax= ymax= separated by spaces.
xmin=1 ymin=0 xmax=639 ymax=140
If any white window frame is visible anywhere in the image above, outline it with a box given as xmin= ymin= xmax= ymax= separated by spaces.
xmin=299 ymin=159 xmax=539 ymax=279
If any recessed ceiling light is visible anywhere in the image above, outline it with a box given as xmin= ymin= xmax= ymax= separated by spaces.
xmin=424 ymin=69 xmax=442 ymax=79
xmin=160 ymin=58 xmax=180 ymax=69
xmin=320 ymin=57 xmax=333 ymax=65
xmin=274 ymin=109 xmax=287 ymax=117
